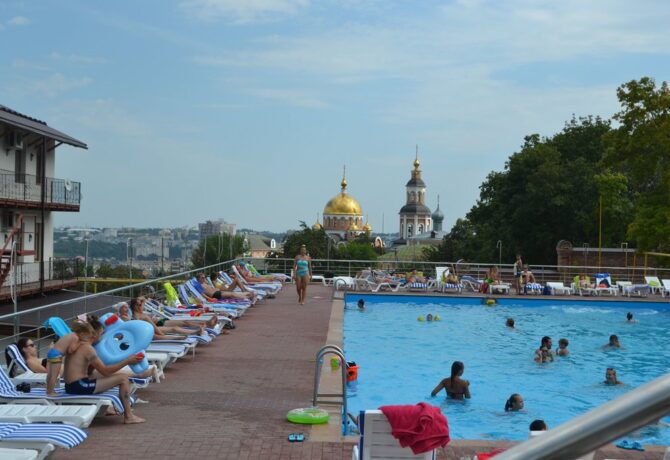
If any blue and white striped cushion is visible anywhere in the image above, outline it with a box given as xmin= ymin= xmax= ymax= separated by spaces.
xmin=443 ymin=283 xmax=463 ymax=289
xmin=0 ymin=422 xmax=87 ymax=448
xmin=408 ymin=282 xmax=427 ymax=289
xmin=526 ymin=283 xmax=542 ymax=290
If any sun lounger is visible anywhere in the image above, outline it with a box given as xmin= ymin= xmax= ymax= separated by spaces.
xmin=489 ymin=283 xmax=510 ymax=295
xmin=0 ymin=422 xmax=86 ymax=456
xmin=230 ymin=265 xmax=282 ymax=294
xmin=0 ymin=367 xmax=133 ymax=415
xmin=546 ymin=282 xmax=572 ymax=295
xmin=435 ymin=267 xmax=463 ymax=293
xmin=0 ymin=446 xmax=43 ymax=460
xmin=661 ymin=279 xmax=670 ymax=297
xmin=572 ymin=276 xmax=597 ymax=296
xmin=352 ymin=409 xmax=436 ymax=460
xmin=594 ymin=273 xmax=618 ymax=296
xmin=333 ymin=276 xmax=355 ymax=290
xmin=218 ymin=271 xmax=274 ymax=298
xmin=460 ymin=275 xmax=481 ymax=292
xmin=644 ymin=276 xmax=662 ymax=294
xmin=185 ymin=281 xmax=252 ymax=312
xmin=615 ymin=281 xmax=648 ymax=297
xmin=0 ymin=404 xmax=98 ymax=428
xmin=177 ymin=284 xmax=243 ymax=318
xmin=524 ymin=283 xmax=543 ymax=295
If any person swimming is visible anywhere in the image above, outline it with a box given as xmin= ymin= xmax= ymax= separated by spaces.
xmin=426 ymin=313 xmax=433 ymax=322
xmin=604 ymin=367 xmax=623 ymax=385
xmin=506 ymin=318 xmax=515 ymax=328
xmin=626 ymin=312 xmax=638 ymax=323
xmin=357 ymin=299 xmax=365 ymax=311
xmin=556 ymin=338 xmax=569 ymax=357
xmin=505 ymin=393 xmax=524 ymax=412
xmin=534 ymin=336 xmax=554 ymax=363
xmin=431 ymin=361 xmax=471 ymax=400
xmin=603 ymin=334 xmax=621 ymax=349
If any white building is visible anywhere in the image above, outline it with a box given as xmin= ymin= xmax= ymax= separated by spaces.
xmin=0 ymin=104 xmax=86 ymax=295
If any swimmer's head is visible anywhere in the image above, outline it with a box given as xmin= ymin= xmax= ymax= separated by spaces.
xmin=609 ymin=334 xmax=619 ymax=346
xmin=558 ymin=338 xmax=569 ymax=348
xmin=505 ymin=393 xmax=524 ymax=412
xmin=451 ymin=361 xmax=464 ymax=378
xmin=426 ymin=313 xmax=433 ymax=321
xmin=529 ymin=419 xmax=547 ymax=431
xmin=541 ymin=336 xmax=552 ymax=348
xmin=506 ymin=318 xmax=515 ymax=328
xmin=626 ymin=312 xmax=633 ymax=321
xmin=357 ymin=299 xmax=365 ymax=310
xmin=605 ymin=367 xmax=618 ymax=384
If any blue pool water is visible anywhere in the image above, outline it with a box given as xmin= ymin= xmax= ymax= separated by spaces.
xmin=343 ymin=295 xmax=670 ymax=444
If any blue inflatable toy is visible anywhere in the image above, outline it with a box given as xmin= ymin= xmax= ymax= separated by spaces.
xmin=95 ymin=313 xmax=154 ymax=374
xmin=43 ymin=317 xmax=72 ymax=338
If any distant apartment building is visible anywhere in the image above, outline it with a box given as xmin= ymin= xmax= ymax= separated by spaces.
xmin=0 ymin=105 xmax=86 ymax=295
xmin=198 ymin=219 xmax=236 ymax=240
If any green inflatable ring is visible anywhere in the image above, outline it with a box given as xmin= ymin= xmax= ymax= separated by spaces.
xmin=287 ymin=407 xmax=330 ymax=424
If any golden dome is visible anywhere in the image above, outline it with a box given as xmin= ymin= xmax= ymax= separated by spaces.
xmin=414 ymin=146 xmax=420 ymax=169
xmin=324 ymin=193 xmax=363 ymax=216
xmin=363 ymin=223 xmax=372 ymax=232
xmin=312 ymin=221 xmax=323 ymax=230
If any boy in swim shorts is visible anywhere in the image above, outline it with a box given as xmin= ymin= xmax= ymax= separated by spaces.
xmin=46 ymin=329 xmax=82 ymax=396
xmin=63 ymin=322 xmax=146 ymax=424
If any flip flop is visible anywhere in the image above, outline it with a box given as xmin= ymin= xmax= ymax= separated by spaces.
xmin=630 ymin=442 xmax=645 ymax=451
xmin=287 ymin=433 xmax=297 ymax=442
xmin=295 ymin=433 xmax=305 ymax=442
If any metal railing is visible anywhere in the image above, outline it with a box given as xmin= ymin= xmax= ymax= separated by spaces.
xmin=0 ymin=172 xmax=81 ymax=207
xmin=1 ymin=259 xmax=76 ymax=292
xmin=495 ymin=371 xmax=670 ymax=460
xmin=253 ymin=257 xmax=670 ymax=285
xmin=0 ymin=258 xmax=239 ymax=358
xmin=312 ymin=345 xmax=349 ymax=435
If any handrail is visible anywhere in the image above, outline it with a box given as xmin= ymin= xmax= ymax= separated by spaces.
xmin=312 ymin=344 xmax=349 ymax=435
xmin=494 ymin=371 xmax=670 ymax=460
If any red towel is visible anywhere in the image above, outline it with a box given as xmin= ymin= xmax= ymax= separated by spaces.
xmin=379 ymin=402 xmax=450 ymax=454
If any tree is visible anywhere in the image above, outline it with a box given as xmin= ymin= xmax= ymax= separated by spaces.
xmin=438 ymin=116 xmax=627 ymax=264
xmin=604 ymin=77 xmax=670 ymax=252
xmin=282 ymin=223 xmax=335 ymax=259
xmin=191 ymin=233 xmax=246 ymax=267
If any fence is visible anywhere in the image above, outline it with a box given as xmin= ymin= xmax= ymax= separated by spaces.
xmin=0 ymin=172 xmax=80 ymax=207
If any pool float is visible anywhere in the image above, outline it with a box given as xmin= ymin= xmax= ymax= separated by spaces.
xmin=330 ymin=356 xmax=341 ymax=369
xmin=434 ymin=315 xmax=441 ymax=321
xmin=485 ymin=299 xmax=496 ymax=306
xmin=417 ymin=315 xmax=425 ymax=321
xmin=287 ymin=407 xmax=330 ymax=424
xmin=94 ymin=313 xmax=154 ymax=374
xmin=44 ymin=317 xmax=72 ymax=338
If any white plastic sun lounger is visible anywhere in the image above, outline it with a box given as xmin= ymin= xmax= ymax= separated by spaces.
xmin=0 ymin=404 xmax=98 ymax=428
xmin=594 ymin=273 xmax=618 ymax=296
xmin=352 ymin=410 xmax=436 ymax=460
xmin=661 ymin=279 xmax=670 ymax=298
xmin=644 ymin=276 xmax=662 ymax=294
xmin=547 ymin=282 xmax=572 ymax=295
xmin=0 ymin=447 xmax=42 ymax=460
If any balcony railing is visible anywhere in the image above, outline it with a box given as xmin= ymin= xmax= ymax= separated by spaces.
xmin=0 ymin=173 xmax=81 ymax=208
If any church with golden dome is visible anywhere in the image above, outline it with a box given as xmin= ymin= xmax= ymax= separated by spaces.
xmin=313 ymin=167 xmax=370 ymax=241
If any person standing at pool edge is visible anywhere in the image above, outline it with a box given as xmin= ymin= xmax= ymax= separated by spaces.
xmin=431 ymin=361 xmax=471 ymax=399
xmin=293 ymin=245 xmax=312 ymax=305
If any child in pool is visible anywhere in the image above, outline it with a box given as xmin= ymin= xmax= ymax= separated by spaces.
xmin=556 ymin=338 xmax=569 ymax=357
xmin=604 ymin=367 xmax=623 ymax=385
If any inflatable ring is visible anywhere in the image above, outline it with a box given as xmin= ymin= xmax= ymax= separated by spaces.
xmin=287 ymin=407 xmax=330 ymax=424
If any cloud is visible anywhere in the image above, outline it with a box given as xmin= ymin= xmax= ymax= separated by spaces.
xmin=8 ymin=16 xmax=30 ymax=26
xmin=12 ymin=59 xmax=51 ymax=71
xmin=179 ymin=0 xmax=310 ymax=23
xmin=50 ymin=52 xmax=108 ymax=64
xmin=249 ymin=88 xmax=328 ymax=108
xmin=30 ymin=73 xmax=92 ymax=97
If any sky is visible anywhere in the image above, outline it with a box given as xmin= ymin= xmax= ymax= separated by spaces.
xmin=2 ymin=0 xmax=670 ymax=233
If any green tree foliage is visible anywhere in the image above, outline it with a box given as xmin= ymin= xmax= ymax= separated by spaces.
xmin=54 ymin=239 xmax=127 ymax=260
xmin=429 ymin=116 xmax=632 ymax=264
xmin=191 ymin=233 xmax=246 ymax=267
xmin=282 ymin=223 xmax=336 ymax=259
xmin=605 ymin=77 xmax=670 ymax=252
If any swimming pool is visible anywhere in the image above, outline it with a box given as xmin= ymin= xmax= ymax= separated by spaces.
xmin=343 ymin=295 xmax=670 ymax=444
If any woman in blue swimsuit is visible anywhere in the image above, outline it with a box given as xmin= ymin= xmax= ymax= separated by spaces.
xmin=293 ymin=245 xmax=312 ymax=305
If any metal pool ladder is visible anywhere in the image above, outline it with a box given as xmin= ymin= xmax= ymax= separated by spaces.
xmin=312 ymin=344 xmax=349 ymax=435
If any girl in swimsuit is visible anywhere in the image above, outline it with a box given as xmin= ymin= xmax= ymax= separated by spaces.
xmin=293 ymin=245 xmax=312 ymax=305
xmin=431 ymin=361 xmax=471 ymax=400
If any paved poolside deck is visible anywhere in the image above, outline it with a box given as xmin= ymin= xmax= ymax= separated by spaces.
xmin=51 ymin=286 xmax=664 ymax=459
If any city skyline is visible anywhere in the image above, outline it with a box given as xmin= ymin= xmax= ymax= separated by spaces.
xmin=2 ymin=1 xmax=669 ymax=232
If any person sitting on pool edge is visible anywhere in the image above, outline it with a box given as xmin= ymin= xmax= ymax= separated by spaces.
xmin=431 ymin=360 xmax=471 ymax=400
xmin=505 ymin=393 xmax=524 ymax=412
xmin=603 ymin=334 xmax=621 ymax=349
xmin=556 ymin=338 xmax=569 ymax=357
xmin=604 ymin=367 xmax=623 ymax=385
xmin=534 ymin=336 xmax=554 ymax=363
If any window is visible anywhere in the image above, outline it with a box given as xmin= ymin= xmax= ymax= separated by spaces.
xmin=2 ymin=211 xmax=13 ymax=229
xmin=407 ymin=224 xmax=413 ymax=238
xmin=418 ymin=224 xmax=424 ymax=234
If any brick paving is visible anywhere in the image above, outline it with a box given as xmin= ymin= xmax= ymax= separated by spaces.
xmin=50 ymin=286 xmax=664 ymax=460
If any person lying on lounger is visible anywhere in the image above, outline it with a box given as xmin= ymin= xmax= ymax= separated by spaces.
xmin=130 ymin=298 xmax=189 ymax=340
xmin=198 ymin=272 xmax=254 ymax=301
xmin=16 ymin=337 xmax=49 ymax=374
xmin=210 ymin=273 xmax=257 ymax=302
xmin=63 ymin=322 xmax=147 ymax=424
xmin=240 ymin=261 xmax=285 ymax=282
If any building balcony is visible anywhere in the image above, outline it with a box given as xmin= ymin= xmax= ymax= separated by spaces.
xmin=0 ymin=173 xmax=80 ymax=211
